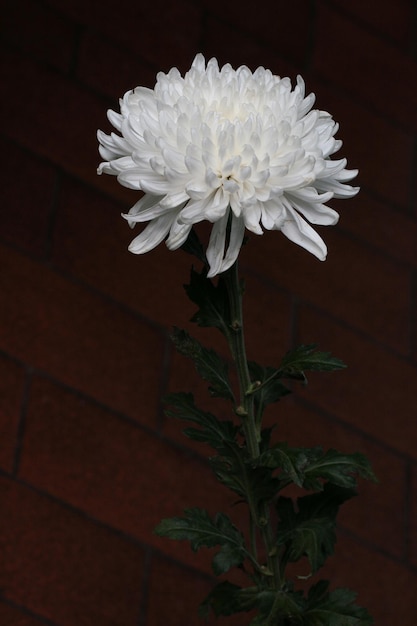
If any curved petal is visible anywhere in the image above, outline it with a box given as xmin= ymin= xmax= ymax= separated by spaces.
xmin=206 ymin=212 xmax=229 ymax=277
xmin=166 ymin=219 xmax=192 ymax=250
xmin=128 ymin=214 xmax=175 ymax=254
xmin=281 ymin=209 xmax=327 ymax=260
xmin=219 ymin=215 xmax=246 ymax=274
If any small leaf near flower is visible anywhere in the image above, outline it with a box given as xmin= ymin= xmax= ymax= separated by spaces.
xmin=184 ymin=267 xmax=231 ymax=338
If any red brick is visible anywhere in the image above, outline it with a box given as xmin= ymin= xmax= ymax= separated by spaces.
xmin=47 ymin=0 xmax=202 ymax=71
xmin=203 ymin=15 xmax=297 ymax=78
xmin=0 ymin=354 xmax=25 ymax=473
xmin=244 ymin=226 xmax=411 ymax=356
xmin=0 ymin=601 xmax=51 ymax=625
xmin=147 ymin=555 xmax=253 ymax=626
xmin=331 ymin=0 xmax=413 ymax=49
xmin=0 ymin=476 xmax=145 ymax=626
xmin=409 ymin=464 xmax=417 ymax=567
xmin=313 ymin=3 xmax=417 ymax=131
xmin=318 ymin=534 xmax=417 ymax=625
xmin=0 ymin=245 xmax=164 ymax=424
xmin=19 ymin=376 xmax=247 ymax=572
xmin=202 ymin=0 xmax=311 ymax=66
xmin=2 ymin=0 xmax=76 ymax=73
xmin=51 ymin=177 xmax=196 ymax=329
xmin=0 ymin=49 xmax=107 ymax=188
xmin=269 ymin=398 xmax=407 ymax=558
xmin=1 ymin=138 xmax=56 ymax=259
xmin=338 ymin=190 xmax=417 ymax=268
xmin=77 ymin=30 xmax=158 ymax=97
xmin=295 ymin=305 xmax=417 ymax=459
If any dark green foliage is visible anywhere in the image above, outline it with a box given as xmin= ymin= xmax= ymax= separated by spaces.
xmin=276 ymin=484 xmax=356 ymax=573
xmin=154 ymin=508 xmax=248 ymax=575
xmin=259 ymin=445 xmax=376 ymax=491
xmin=199 ymin=582 xmax=259 ymax=618
xmin=304 ymin=581 xmax=374 ymax=625
xmin=279 ymin=344 xmax=347 ymax=383
xmin=170 ymin=327 xmax=235 ymax=401
xmin=184 ymin=267 xmax=231 ymax=338
xmin=159 ymin=261 xmax=375 ymax=624
xmin=179 ymin=227 xmax=207 ymax=264
xmin=248 ymin=362 xmax=291 ymax=417
xmin=164 ymin=392 xmax=238 ymax=454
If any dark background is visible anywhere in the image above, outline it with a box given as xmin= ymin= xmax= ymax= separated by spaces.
xmin=1 ymin=0 xmax=417 ymax=624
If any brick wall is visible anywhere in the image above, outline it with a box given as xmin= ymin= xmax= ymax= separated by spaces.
xmin=1 ymin=0 xmax=416 ymax=624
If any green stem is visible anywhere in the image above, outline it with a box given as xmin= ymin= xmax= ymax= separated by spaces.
xmin=223 ymin=260 xmax=281 ymax=588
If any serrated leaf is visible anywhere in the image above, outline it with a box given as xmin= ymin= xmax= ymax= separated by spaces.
xmin=280 ymin=344 xmax=346 ymax=382
xmin=210 ymin=454 xmax=280 ymax=517
xmin=164 ymin=392 xmax=238 ymax=453
xmin=248 ymin=589 xmax=305 ymax=625
xmin=258 ymin=445 xmax=376 ymax=491
xmin=155 ymin=508 xmax=247 ymax=575
xmin=184 ymin=267 xmax=231 ymax=337
xmin=248 ymin=362 xmax=291 ymax=417
xmin=277 ymin=484 xmax=356 ymax=573
xmin=199 ymin=582 xmax=259 ymax=618
xmin=302 ymin=449 xmax=377 ymax=491
xmin=305 ymin=580 xmax=374 ymax=625
xmin=170 ymin=327 xmax=235 ymax=401
xmin=258 ymin=443 xmax=320 ymax=488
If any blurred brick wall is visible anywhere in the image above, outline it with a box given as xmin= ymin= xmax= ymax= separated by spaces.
xmin=1 ymin=0 xmax=417 ymax=624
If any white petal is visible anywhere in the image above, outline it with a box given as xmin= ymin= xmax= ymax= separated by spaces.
xmin=218 ymin=215 xmax=246 ymax=274
xmin=122 ymin=194 xmax=168 ymax=224
xmin=281 ymin=209 xmax=327 ymax=260
xmin=166 ymin=220 xmax=192 ymax=250
xmin=206 ymin=212 xmax=229 ymax=277
xmin=128 ymin=214 xmax=175 ymax=254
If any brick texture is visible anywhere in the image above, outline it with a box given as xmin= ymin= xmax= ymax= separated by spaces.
xmin=0 ymin=354 xmax=26 ymax=473
xmin=0 ymin=477 xmax=145 ymax=626
xmin=1 ymin=1 xmax=417 ymax=625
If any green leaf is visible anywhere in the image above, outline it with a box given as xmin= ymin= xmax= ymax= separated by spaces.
xmin=164 ymin=392 xmax=238 ymax=453
xmin=258 ymin=443 xmax=319 ymax=488
xmin=304 ymin=580 xmax=374 ymax=625
xmin=154 ymin=508 xmax=247 ymax=575
xmin=170 ymin=327 xmax=235 ymax=401
xmin=184 ymin=267 xmax=231 ymax=337
xmin=277 ymin=484 xmax=356 ymax=573
xmin=302 ymin=449 xmax=377 ymax=491
xmin=280 ymin=344 xmax=346 ymax=382
xmin=248 ymin=362 xmax=291 ymax=416
xmin=199 ymin=582 xmax=259 ymax=618
xmin=210 ymin=454 xmax=280 ymax=517
xmin=258 ymin=445 xmax=376 ymax=491
xmin=248 ymin=589 xmax=305 ymax=625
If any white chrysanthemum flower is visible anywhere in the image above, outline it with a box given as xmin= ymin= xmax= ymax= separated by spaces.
xmin=98 ymin=54 xmax=358 ymax=277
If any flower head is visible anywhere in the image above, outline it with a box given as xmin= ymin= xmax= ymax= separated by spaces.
xmin=98 ymin=54 xmax=358 ymax=277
